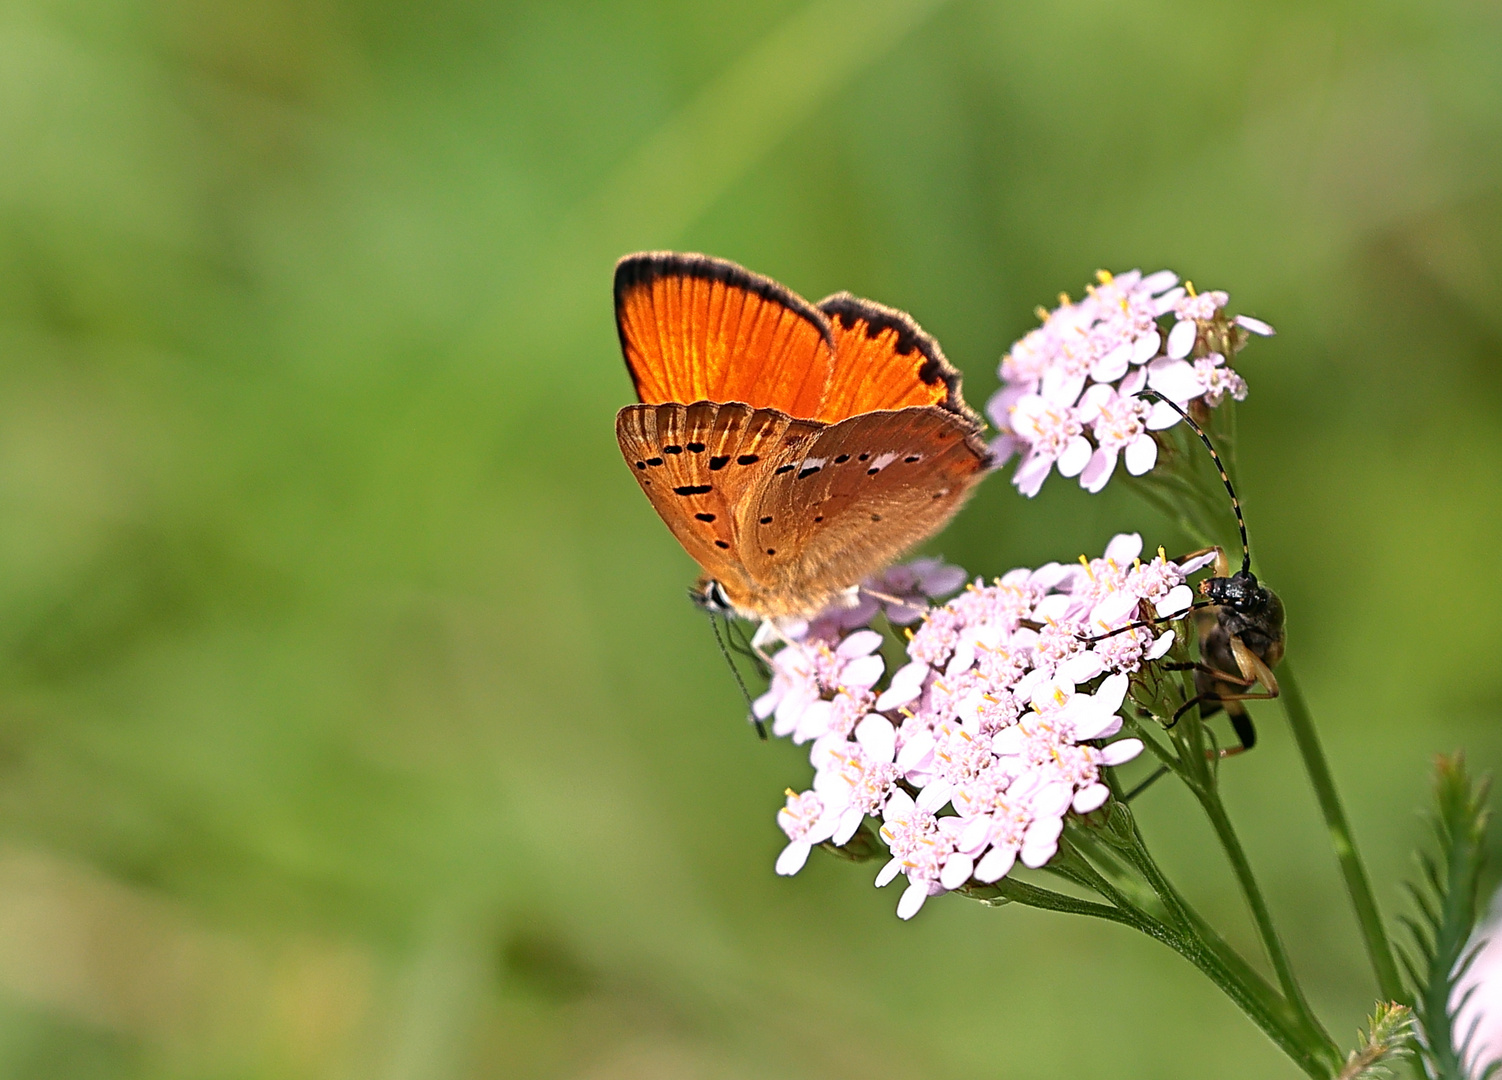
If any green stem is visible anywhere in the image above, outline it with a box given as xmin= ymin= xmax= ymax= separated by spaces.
xmin=966 ymin=871 xmax=1336 ymax=1077
xmin=1173 ymin=927 xmax=1335 ymax=1079
xmin=1114 ymin=832 xmax=1191 ymax=930
xmin=1065 ymin=829 xmax=1168 ymax=920
xmin=1115 ymin=797 xmax=1342 ymax=1074
xmin=1123 ymin=823 xmax=1345 ymax=1069
xmin=1128 ymin=477 xmax=1218 ymax=549
xmin=1120 ymin=698 xmax=1183 ymax=767
xmin=1193 ymin=781 xmax=1334 ymax=1052
xmin=1057 ymin=839 xmax=1164 ymax=922
xmin=1279 ymin=661 xmax=1405 ymax=1004
xmin=1182 ymin=898 xmax=1305 ymax=1034
xmin=1151 ymin=639 xmax=1338 ymax=1056
xmin=962 ymin=875 xmax=1138 ymax=924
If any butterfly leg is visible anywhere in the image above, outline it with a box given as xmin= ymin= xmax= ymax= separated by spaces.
xmin=859 ymin=585 xmax=930 ymax=623
xmin=724 ymin=620 xmax=771 ymax=678
xmin=708 ymin=616 xmax=768 ymax=740
xmin=750 ymin=617 xmax=812 ymax=665
xmin=748 ymin=620 xmax=781 ymax=667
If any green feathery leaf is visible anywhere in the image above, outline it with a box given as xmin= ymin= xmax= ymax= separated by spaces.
xmin=1338 ymin=1003 xmax=1415 ymax=1080
xmin=1403 ymin=753 xmax=1493 ymax=1079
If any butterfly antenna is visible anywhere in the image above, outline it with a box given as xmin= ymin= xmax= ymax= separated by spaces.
xmin=710 ymin=614 xmax=766 ymax=740
xmin=1142 ymin=391 xmax=1252 ymax=577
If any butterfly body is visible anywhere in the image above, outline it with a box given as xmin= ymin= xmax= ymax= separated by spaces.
xmin=613 ymin=253 xmax=990 ymax=622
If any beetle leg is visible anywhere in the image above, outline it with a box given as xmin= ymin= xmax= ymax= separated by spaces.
xmin=1175 ymin=545 xmax=1230 ymax=577
xmin=1230 ymin=636 xmax=1280 ymax=699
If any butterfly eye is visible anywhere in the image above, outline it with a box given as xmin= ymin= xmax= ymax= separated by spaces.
xmin=692 ymin=579 xmax=733 ymax=615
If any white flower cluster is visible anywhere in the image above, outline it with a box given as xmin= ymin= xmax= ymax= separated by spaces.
xmin=987 ymin=270 xmax=1274 ymax=497
xmin=761 ymin=537 xmax=1217 ymax=919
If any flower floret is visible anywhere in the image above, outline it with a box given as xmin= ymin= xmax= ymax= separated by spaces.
xmin=989 ymin=269 xmax=1270 ymax=496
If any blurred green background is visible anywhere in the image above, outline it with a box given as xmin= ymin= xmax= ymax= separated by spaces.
xmin=0 ymin=0 xmax=1499 ymax=1076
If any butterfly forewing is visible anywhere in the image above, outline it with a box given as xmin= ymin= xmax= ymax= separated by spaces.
xmin=615 ymin=254 xmax=833 ymax=417
xmin=616 ymin=402 xmax=822 ymax=602
xmin=817 ymin=294 xmax=980 ymax=423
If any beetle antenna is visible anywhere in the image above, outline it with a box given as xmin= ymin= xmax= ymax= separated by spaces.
xmin=1142 ymin=391 xmax=1251 ymax=577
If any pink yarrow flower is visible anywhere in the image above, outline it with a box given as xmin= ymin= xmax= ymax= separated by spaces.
xmin=1076 ymin=384 xmax=1157 ymax=492
xmin=811 ymin=713 xmax=900 ymax=845
xmin=1451 ymin=900 xmax=1502 ymax=1076
xmin=877 ymin=790 xmax=964 ymax=919
xmin=761 ymin=541 xmax=1216 ymax=918
xmin=990 ymin=271 xmax=1270 ymax=496
xmin=1009 ymin=395 xmax=1092 ymax=497
xmin=803 ymin=557 xmax=969 ymax=636
xmin=775 ymin=789 xmax=838 ymax=875
xmin=753 ymin=630 xmax=885 ymax=742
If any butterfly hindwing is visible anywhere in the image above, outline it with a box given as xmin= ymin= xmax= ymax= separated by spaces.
xmin=739 ymin=407 xmax=990 ymax=617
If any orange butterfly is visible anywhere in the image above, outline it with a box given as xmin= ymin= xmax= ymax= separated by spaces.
xmin=614 ymin=252 xmax=991 ymax=623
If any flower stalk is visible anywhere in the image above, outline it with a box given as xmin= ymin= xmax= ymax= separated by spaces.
xmin=1279 ymin=661 xmax=1405 ymax=1004
xmin=1192 ymin=771 xmax=1334 ymax=1050
xmin=1124 ymin=563 xmax=1336 ymax=1054
xmin=966 ymin=826 xmax=1342 ymax=1077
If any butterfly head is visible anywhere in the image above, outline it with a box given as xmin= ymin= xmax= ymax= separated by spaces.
xmin=691 ymin=578 xmax=736 ymax=617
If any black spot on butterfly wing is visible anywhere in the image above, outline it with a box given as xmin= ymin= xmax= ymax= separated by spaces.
xmin=686 ymin=442 xmax=706 ymax=452
xmin=664 ymin=445 xmax=683 ymax=454
xmin=618 ymin=403 xmax=770 ymax=586
xmin=736 ymin=454 xmax=759 ymax=465
xmin=709 ymin=455 xmax=730 ymax=470
xmin=797 ymin=465 xmax=821 ymax=479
